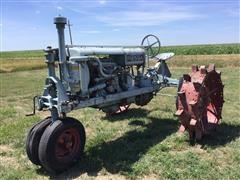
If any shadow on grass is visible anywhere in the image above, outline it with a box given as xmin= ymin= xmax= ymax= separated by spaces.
xmin=102 ymin=106 xmax=175 ymax=122
xmin=200 ymin=122 xmax=240 ymax=148
xmin=48 ymin=108 xmax=178 ymax=179
xmin=38 ymin=109 xmax=240 ymax=179
xmin=102 ymin=107 xmax=150 ymax=122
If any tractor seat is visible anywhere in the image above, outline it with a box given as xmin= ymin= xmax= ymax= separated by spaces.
xmin=155 ymin=53 xmax=175 ymax=61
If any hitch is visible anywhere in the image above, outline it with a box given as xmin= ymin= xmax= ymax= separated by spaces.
xmin=25 ymin=96 xmax=39 ymax=116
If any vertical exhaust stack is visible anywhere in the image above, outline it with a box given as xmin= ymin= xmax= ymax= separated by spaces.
xmin=54 ymin=16 xmax=67 ymax=63
xmin=54 ymin=16 xmax=69 ymax=84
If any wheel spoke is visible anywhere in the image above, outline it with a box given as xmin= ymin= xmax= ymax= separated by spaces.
xmin=150 ymin=41 xmax=158 ymax=47
xmin=150 ymin=48 xmax=154 ymax=57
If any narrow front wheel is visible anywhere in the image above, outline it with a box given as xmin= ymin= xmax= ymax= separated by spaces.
xmin=38 ymin=117 xmax=86 ymax=173
xmin=26 ymin=117 xmax=52 ymax=165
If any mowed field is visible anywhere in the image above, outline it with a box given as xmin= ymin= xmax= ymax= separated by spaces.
xmin=0 ymin=44 xmax=240 ymax=179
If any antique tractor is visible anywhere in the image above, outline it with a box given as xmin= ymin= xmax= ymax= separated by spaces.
xmin=26 ymin=17 xmax=224 ymax=173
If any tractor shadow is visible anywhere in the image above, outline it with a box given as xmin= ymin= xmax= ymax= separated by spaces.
xmin=49 ymin=108 xmax=178 ymax=179
xmin=102 ymin=107 xmax=151 ymax=122
xmin=199 ymin=122 xmax=240 ymax=148
xmin=39 ymin=109 xmax=240 ymax=179
xmin=102 ymin=106 xmax=176 ymax=122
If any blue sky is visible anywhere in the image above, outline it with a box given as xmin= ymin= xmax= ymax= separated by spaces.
xmin=0 ymin=0 xmax=239 ymax=51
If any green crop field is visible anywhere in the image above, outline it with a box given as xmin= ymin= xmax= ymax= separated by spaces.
xmin=160 ymin=43 xmax=240 ymax=55
xmin=0 ymin=47 xmax=240 ymax=179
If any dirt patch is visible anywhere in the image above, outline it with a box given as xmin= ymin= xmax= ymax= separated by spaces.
xmin=0 ymin=156 xmax=20 ymax=168
xmin=0 ymin=145 xmax=20 ymax=169
xmin=0 ymin=144 xmax=14 ymax=153
xmin=76 ymin=173 xmax=159 ymax=180
xmin=76 ymin=172 xmax=126 ymax=180
xmin=142 ymin=174 xmax=159 ymax=180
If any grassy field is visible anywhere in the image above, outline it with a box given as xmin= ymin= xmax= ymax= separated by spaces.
xmin=0 ymin=53 xmax=239 ymax=179
xmin=0 ymin=43 xmax=239 ymax=73
xmin=0 ymin=50 xmax=43 ymax=59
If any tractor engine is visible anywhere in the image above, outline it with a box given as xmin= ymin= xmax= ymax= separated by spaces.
xmin=64 ymin=46 xmax=153 ymax=113
xmin=67 ymin=47 xmax=144 ymax=95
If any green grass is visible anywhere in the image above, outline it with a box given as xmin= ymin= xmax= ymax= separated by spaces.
xmin=0 ymin=60 xmax=239 ymax=179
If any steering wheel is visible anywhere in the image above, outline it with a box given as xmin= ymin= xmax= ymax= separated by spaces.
xmin=141 ymin=34 xmax=161 ymax=58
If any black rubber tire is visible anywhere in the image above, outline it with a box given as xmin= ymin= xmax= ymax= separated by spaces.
xmin=26 ymin=122 xmax=39 ymax=160
xmin=38 ymin=117 xmax=86 ymax=173
xmin=26 ymin=117 xmax=52 ymax=165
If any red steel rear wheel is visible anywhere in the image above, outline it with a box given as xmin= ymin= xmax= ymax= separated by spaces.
xmin=176 ymin=64 xmax=224 ymax=142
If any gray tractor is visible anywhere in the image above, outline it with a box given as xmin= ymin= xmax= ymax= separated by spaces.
xmin=26 ymin=17 xmax=223 ymax=173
